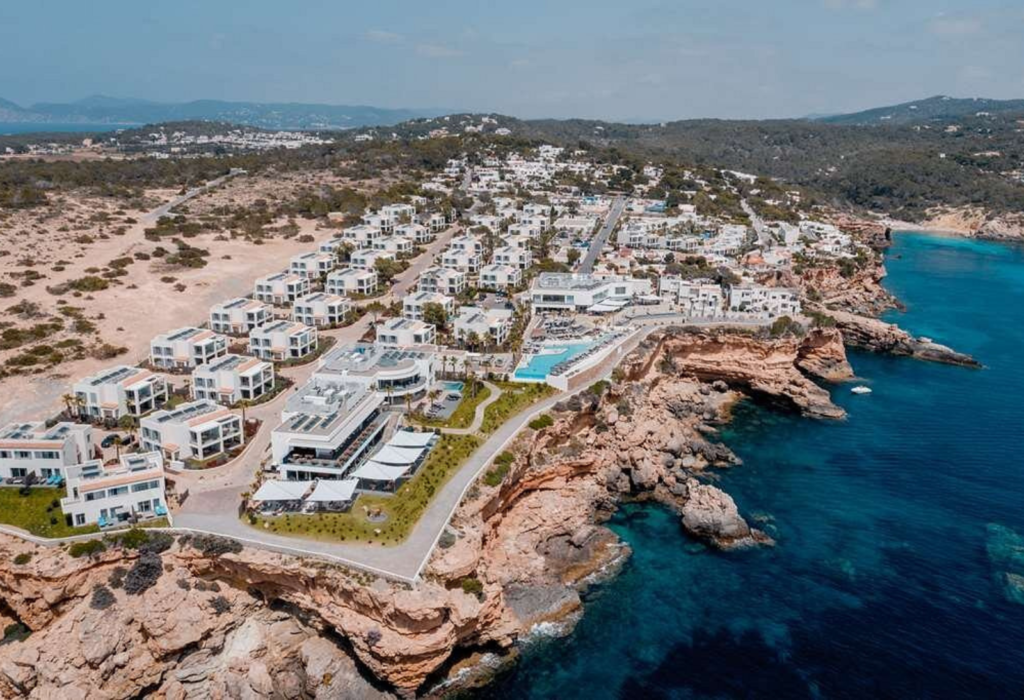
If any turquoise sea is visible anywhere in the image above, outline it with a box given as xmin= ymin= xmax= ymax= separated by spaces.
xmin=483 ymin=233 xmax=1024 ymax=698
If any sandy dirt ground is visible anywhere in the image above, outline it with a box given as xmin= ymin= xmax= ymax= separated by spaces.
xmin=0 ymin=182 xmax=339 ymax=425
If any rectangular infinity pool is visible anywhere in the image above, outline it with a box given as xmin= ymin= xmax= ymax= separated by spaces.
xmin=514 ymin=342 xmax=595 ymax=381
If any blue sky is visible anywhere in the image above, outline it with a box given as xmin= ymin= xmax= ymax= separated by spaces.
xmin=2 ymin=0 xmax=1022 ymax=121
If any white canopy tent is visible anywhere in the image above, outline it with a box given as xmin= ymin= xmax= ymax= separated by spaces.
xmin=388 ymin=431 xmax=437 ymax=449
xmin=252 ymin=480 xmax=313 ymax=502
xmin=306 ymin=478 xmax=358 ymax=503
xmin=370 ymin=445 xmax=424 ymax=466
xmin=587 ymin=298 xmax=629 ymax=313
xmin=351 ymin=461 xmax=411 ymax=483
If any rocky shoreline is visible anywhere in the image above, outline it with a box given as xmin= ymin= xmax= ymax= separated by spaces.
xmin=0 ymin=235 xmax=984 ymax=698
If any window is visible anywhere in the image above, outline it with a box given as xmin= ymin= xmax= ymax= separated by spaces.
xmin=75 ymin=514 xmax=86 ymax=526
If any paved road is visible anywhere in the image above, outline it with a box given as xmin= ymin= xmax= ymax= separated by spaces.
xmin=146 ymin=169 xmax=243 ymax=223
xmin=741 ymin=199 xmax=772 ymax=247
xmin=581 ymin=196 xmax=626 ymax=273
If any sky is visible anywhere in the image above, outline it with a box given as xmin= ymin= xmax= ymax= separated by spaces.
xmin=2 ymin=0 xmax=1023 ymax=122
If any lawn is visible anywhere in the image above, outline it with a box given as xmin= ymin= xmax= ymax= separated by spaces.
xmin=411 ymin=379 xmax=491 ymax=430
xmin=480 ymin=382 xmax=556 ymax=434
xmin=248 ymin=433 xmax=481 ymax=545
xmin=0 ymin=487 xmax=100 ymax=538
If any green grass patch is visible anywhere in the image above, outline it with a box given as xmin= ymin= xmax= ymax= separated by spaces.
xmin=483 ymin=450 xmax=515 ymax=487
xmin=248 ymin=433 xmax=481 ymax=545
xmin=0 ymin=487 xmax=99 ymax=538
xmin=412 ymin=379 xmax=490 ymax=430
xmin=480 ymin=382 xmax=556 ymax=434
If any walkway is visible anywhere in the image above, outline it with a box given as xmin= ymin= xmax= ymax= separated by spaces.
xmin=439 ymin=381 xmax=502 ymax=436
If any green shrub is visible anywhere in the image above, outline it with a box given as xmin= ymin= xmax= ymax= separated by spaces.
xmin=68 ymin=539 xmax=106 ymax=558
xmin=528 ymin=414 xmax=554 ymax=431
xmin=89 ymin=584 xmax=116 ymax=610
xmin=123 ymin=552 xmax=163 ymax=595
xmin=12 ymin=552 xmax=31 ymax=565
xmin=460 ymin=577 xmax=484 ymax=598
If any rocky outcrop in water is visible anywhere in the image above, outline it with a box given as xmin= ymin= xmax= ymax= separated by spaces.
xmin=826 ymin=309 xmax=980 ymax=368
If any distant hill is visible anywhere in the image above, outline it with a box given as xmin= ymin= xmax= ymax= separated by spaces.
xmin=0 ymin=95 xmax=452 ymax=130
xmin=818 ymin=95 xmax=1024 ymax=126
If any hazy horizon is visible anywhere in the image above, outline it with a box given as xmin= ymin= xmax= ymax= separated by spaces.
xmin=3 ymin=1 xmax=1023 ymax=123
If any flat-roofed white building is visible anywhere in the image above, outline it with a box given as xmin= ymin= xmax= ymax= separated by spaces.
xmin=249 ymin=320 xmax=318 ymax=361
xmin=272 ymin=382 xmax=387 ymax=481
xmin=424 ymin=212 xmax=447 ymax=232
xmin=396 ymin=223 xmax=432 ymax=244
xmin=314 ymin=343 xmax=435 ymax=404
xmin=529 ymin=273 xmax=650 ymax=312
xmin=73 ymin=366 xmax=168 ymax=420
xmin=373 ymin=236 xmax=414 ymax=256
xmin=351 ymin=248 xmax=394 ymax=271
xmin=502 ymin=233 xmax=533 ymax=250
xmin=375 ymin=317 xmax=436 ymax=348
xmin=140 ymin=399 xmax=244 ymax=463
xmin=342 ymin=224 xmax=383 ymax=246
xmin=150 ymin=327 xmax=228 ymax=370
xmin=453 ymin=306 xmax=514 ymax=347
xmin=210 ymin=297 xmax=272 ymax=335
xmin=326 ymin=268 xmax=379 ymax=297
xmin=448 ymin=234 xmax=484 ymax=255
xmin=61 ymin=452 xmax=166 ymax=527
xmin=403 ymin=291 xmax=455 ymax=321
xmin=0 ymin=421 xmax=93 ymax=481
xmin=318 ymin=237 xmax=347 ymax=255
xmin=254 ymin=272 xmax=310 ymax=306
xmin=441 ymin=250 xmax=482 ymax=273
xmin=493 ymin=245 xmax=533 ymax=270
xmin=507 ymin=222 xmax=543 ymax=238
xmin=192 ymin=354 xmax=275 ymax=405
xmin=660 ymin=278 xmax=725 ymax=318
xmin=290 ymin=251 xmax=335 ymax=280
xmin=292 ymin=292 xmax=352 ymax=328
xmin=728 ymin=285 xmax=801 ymax=317
xmin=479 ymin=263 xmax=522 ymax=290
xmin=417 ymin=266 xmax=465 ymax=296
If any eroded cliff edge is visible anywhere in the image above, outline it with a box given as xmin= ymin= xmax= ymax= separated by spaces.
xmin=0 ymin=328 xmax=852 ymax=698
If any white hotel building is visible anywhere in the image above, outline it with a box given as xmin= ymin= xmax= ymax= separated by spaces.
xmin=326 ymin=268 xmax=379 ymax=297
xmin=150 ymin=327 xmax=229 ymax=370
xmin=290 ymin=251 xmax=335 ymax=280
xmin=73 ymin=366 xmax=168 ymax=420
xmin=61 ymin=452 xmax=167 ymax=527
xmin=140 ymin=399 xmax=244 ymax=463
xmin=254 ymin=272 xmax=311 ymax=306
xmin=209 ymin=297 xmax=272 ymax=335
xmin=376 ymin=318 xmax=436 ymax=348
xmin=192 ymin=354 xmax=275 ymax=405
xmin=292 ymin=292 xmax=352 ymax=328
xmin=249 ymin=320 xmax=318 ymax=361
xmin=0 ymin=422 xmax=93 ymax=481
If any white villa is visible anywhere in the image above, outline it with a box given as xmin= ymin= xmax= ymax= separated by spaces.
xmin=254 ymin=272 xmax=311 ymax=306
xmin=373 ymin=236 xmax=414 ymax=256
xmin=210 ymin=297 xmax=272 ymax=335
xmin=61 ymin=452 xmax=167 ymax=527
xmin=290 ymin=251 xmax=335 ymax=280
xmin=150 ymin=327 xmax=228 ymax=370
xmin=417 ymin=266 xmax=466 ymax=296
xmin=453 ymin=306 xmax=514 ymax=347
xmin=342 ymin=224 xmax=383 ymax=247
xmin=351 ymin=248 xmax=394 ymax=271
xmin=292 ymin=292 xmax=352 ymax=328
xmin=659 ymin=278 xmax=725 ymax=318
xmin=403 ymin=291 xmax=455 ymax=322
xmin=192 ymin=354 xmax=275 ymax=405
xmin=326 ymin=268 xmax=379 ymax=297
xmin=480 ymin=263 xmax=523 ymax=291
xmin=0 ymin=421 xmax=93 ymax=481
xmin=249 ymin=320 xmax=318 ymax=362
xmin=728 ymin=285 xmax=801 ymax=318
xmin=140 ymin=399 xmax=244 ymax=463
xmin=441 ymin=250 xmax=482 ymax=274
xmin=529 ymin=273 xmax=650 ymax=313
xmin=375 ymin=318 xmax=436 ymax=348
xmin=73 ymin=366 xmax=168 ymax=420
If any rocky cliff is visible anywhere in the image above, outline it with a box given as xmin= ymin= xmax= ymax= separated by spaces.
xmin=0 ymin=328 xmax=854 ymax=698
xmin=826 ymin=309 xmax=980 ymax=367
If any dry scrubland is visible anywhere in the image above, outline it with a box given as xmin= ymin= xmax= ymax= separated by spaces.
xmin=0 ymin=167 xmax=397 ymax=425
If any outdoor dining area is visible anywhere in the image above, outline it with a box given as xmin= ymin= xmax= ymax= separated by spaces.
xmin=251 ymin=477 xmax=359 ymax=514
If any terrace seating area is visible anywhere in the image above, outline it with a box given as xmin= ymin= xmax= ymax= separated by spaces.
xmin=548 ymin=331 xmax=625 ymax=378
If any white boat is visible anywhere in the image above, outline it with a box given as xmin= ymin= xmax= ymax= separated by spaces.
xmin=851 ymin=386 xmax=872 ymax=395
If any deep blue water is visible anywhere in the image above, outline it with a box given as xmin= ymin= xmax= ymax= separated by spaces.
xmin=483 ymin=233 xmax=1024 ymax=699
xmin=0 ymin=122 xmax=132 ymax=135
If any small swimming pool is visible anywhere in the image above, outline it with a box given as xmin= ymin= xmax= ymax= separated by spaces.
xmin=514 ymin=342 xmax=595 ymax=381
xmin=443 ymin=381 xmax=464 ymax=393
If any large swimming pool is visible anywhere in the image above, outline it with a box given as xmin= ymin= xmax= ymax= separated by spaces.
xmin=513 ymin=342 xmax=594 ymax=381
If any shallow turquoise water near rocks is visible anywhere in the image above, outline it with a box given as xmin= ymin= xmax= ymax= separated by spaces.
xmin=483 ymin=233 xmax=1024 ymax=698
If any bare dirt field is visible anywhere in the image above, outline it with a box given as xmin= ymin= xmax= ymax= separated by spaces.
xmin=0 ymin=180 xmax=341 ymax=425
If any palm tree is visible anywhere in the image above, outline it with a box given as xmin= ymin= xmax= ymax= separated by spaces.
xmin=238 ymin=399 xmax=252 ymax=425
xmin=117 ymin=415 xmax=137 ymax=443
xmin=71 ymin=394 xmax=86 ymax=420
xmin=112 ymin=436 xmax=123 ymax=460
xmin=61 ymin=393 xmax=75 ymax=418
